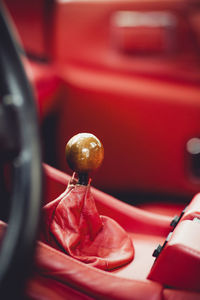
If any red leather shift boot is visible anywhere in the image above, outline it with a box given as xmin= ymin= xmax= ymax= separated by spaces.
xmin=42 ymin=182 xmax=134 ymax=270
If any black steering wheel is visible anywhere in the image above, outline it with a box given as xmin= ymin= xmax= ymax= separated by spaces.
xmin=0 ymin=4 xmax=42 ymax=299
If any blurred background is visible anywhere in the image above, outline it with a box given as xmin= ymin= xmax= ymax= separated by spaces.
xmin=3 ymin=0 xmax=200 ymax=207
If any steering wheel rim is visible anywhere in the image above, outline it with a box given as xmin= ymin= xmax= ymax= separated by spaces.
xmin=0 ymin=4 xmax=42 ymax=298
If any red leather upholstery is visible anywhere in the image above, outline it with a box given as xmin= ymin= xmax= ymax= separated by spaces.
xmin=33 ymin=165 xmax=200 ymax=299
xmin=35 ymin=241 xmax=162 ymax=300
xmin=148 ymin=220 xmax=200 ymax=291
xmin=163 ymin=289 xmax=200 ymax=300
xmin=1 ymin=165 xmax=200 ymax=299
xmin=42 ymin=179 xmax=134 ymax=270
xmin=27 ymin=275 xmax=94 ymax=300
xmin=182 ymin=193 xmax=200 ymax=221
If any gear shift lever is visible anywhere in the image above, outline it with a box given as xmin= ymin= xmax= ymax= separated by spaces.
xmin=42 ymin=133 xmax=134 ymax=270
xmin=65 ymin=133 xmax=104 ymax=185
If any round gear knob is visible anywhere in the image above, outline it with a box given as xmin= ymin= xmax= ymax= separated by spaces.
xmin=65 ymin=133 xmax=104 ymax=181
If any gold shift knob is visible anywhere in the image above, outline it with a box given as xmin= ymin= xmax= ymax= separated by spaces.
xmin=65 ymin=133 xmax=104 ymax=174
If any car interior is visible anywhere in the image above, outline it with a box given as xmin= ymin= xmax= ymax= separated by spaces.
xmin=0 ymin=0 xmax=200 ymax=299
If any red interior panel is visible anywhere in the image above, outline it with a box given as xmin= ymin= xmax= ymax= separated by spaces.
xmin=4 ymin=0 xmax=200 ymax=196
xmin=4 ymin=0 xmax=54 ymax=59
xmin=182 ymin=193 xmax=200 ymax=221
xmin=25 ymin=61 xmax=62 ymax=119
xmin=148 ymin=219 xmax=200 ymax=291
xmin=24 ymin=164 xmax=200 ymax=299
xmin=56 ymin=65 xmax=200 ymax=196
xmin=52 ymin=0 xmax=200 ymax=196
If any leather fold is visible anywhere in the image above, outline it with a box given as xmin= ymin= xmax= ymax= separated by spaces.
xmin=42 ymin=181 xmax=134 ymax=270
